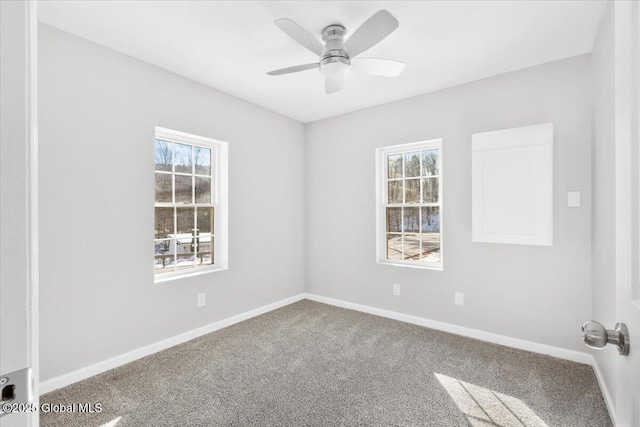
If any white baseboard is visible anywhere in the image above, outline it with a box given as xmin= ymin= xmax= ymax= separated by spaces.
xmin=40 ymin=293 xmax=306 ymax=394
xmin=303 ymin=293 xmax=593 ymax=365
xmin=591 ymin=355 xmax=617 ymax=426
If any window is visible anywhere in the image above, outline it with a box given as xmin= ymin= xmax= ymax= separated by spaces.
xmin=154 ymin=127 xmax=228 ymax=281
xmin=376 ymin=139 xmax=442 ymax=269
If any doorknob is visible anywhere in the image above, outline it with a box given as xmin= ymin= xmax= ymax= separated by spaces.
xmin=582 ymin=320 xmax=630 ymax=356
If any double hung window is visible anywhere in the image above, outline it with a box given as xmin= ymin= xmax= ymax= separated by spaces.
xmin=154 ymin=127 xmax=228 ymax=281
xmin=376 ymin=140 xmax=442 ymax=269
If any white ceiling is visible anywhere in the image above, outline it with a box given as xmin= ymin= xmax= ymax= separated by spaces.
xmin=38 ymin=1 xmax=606 ymax=123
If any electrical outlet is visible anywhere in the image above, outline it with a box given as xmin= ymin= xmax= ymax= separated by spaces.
xmin=197 ymin=293 xmax=206 ymax=308
xmin=393 ymin=283 xmax=401 ymax=296
xmin=455 ymin=292 xmax=464 ymax=306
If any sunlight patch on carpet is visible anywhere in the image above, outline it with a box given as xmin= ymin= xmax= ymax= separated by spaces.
xmin=435 ymin=373 xmax=549 ymax=427
xmin=99 ymin=416 xmax=122 ymax=427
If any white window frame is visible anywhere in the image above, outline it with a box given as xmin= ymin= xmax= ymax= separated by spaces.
xmin=154 ymin=127 xmax=228 ymax=283
xmin=375 ymin=139 xmax=443 ymax=270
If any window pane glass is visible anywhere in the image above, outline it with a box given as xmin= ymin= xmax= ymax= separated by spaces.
xmin=175 ymin=175 xmax=193 ymax=203
xmin=154 ymin=239 xmax=174 ymax=273
xmin=197 ymin=207 xmax=214 ymax=235
xmin=194 ymin=207 xmax=213 ymax=266
xmin=420 ymin=234 xmax=440 ymax=264
xmin=421 ymin=206 xmax=440 ymax=232
xmin=403 ymin=207 xmax=420 ymax=232
xmin=387 ymin=181 xmax=402 ymax=204
xmin=155 ymin=173 xmax=172 ymax=203
xmin=177 ymin=207 xmax=195 ymax=235
xmin=196 ymin=236 xmax=213 ymax=267
xmin=176 ymin=253 xmax=196 ymax=271
xmin=155 ymin=207 xmax=174 ymax=239
xmin=422 ymin=178 xmax=439 ymax=203
xmin=195 ymin=177 xmax=211 ymax=203
xmin=405 ymin=179 xmax=420 ymax=203
xmin=194 ymin=147 xmax=211 ymax=175
xmin=404 ymin=152 xmax=421 ymax=177
xmin=387 ymin=154 xmax=403 ymax=179
xmin=386 ymin=234 xmax=402 ymax=260
xmin=155 ymin=140 xmax=172 ymax=172
xmin=175 ymin=143 xmax=193 ymax=173
xmin=422 ymin=149 xmax=439 ymax=176
xmin=403 ymin=234 xmax=421 ymax=261
xmin=386 ymin=207 xmax=402 ymax=232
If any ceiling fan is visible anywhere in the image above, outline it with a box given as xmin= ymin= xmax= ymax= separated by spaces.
xmin=266 ymin=10 xmax=405 ymax=94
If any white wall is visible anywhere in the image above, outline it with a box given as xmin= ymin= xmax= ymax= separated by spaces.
xmin=305 ymin=55 xmax=593 ymax=352
xmin=38 ymin=24 xmax=305 ymax=381
xmin=590 ymin=0 xmax=617 ymax=406
xmin=40 ymin=19 xmax=600 ymax=385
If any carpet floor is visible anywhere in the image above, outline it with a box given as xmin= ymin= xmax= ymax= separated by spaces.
xmin=41 ymin=300 xmax=611 ymax=427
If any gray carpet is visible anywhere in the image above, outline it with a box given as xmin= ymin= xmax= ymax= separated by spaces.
xmin=41 ymin=300 xmax=611 ymax=427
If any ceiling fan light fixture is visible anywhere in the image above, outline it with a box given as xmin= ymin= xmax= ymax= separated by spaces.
xmin=320 ymin=56 xmax=351 ymax=78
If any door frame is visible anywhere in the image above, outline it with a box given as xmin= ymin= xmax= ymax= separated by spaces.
xmin=30 ymin=0 xmax=40 ymax=424
xmin=0 ymin=0 xmax=39 ymax=425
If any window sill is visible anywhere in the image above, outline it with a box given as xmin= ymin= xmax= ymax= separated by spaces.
xmin=377 ymin=260 xmax=443 ymax=271
xmin=154 ymin=265 xmax=228 ymax=284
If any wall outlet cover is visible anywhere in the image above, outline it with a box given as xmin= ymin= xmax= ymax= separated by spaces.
xmin=197 ymin=293 xmax=206 ymax=308
xmin=455 ymin=292 xmax=464 ymax=306
xmin=393 ymin=283 xmax=400 ymax=296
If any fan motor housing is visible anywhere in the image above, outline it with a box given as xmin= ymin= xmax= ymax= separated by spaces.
xmin=322 ymin=24 xmax=347 ymax=43
xmin=321 ymin=25 xmax=349 ymax=58
xmin=320 ymin=24 xmax=350 ymax=77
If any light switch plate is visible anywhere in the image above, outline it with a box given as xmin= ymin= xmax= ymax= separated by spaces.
xmin=567 ymin=191 xmax=581 ymax=208
xmin=455 ymin=292 xmax=464 ymax=306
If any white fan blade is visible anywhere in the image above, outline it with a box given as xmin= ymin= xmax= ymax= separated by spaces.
xmin=351 ymin=58 xmax=405 ymax=77
xmin=325 ymin=77 xmax=344 ymax=94
xmin=267 ymin=63 xmax=319 ymax=76
xmin=344 ymin=10 xmax=399 ymax=57
xmin=275 ymin=18 xmax=325 ymax=56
